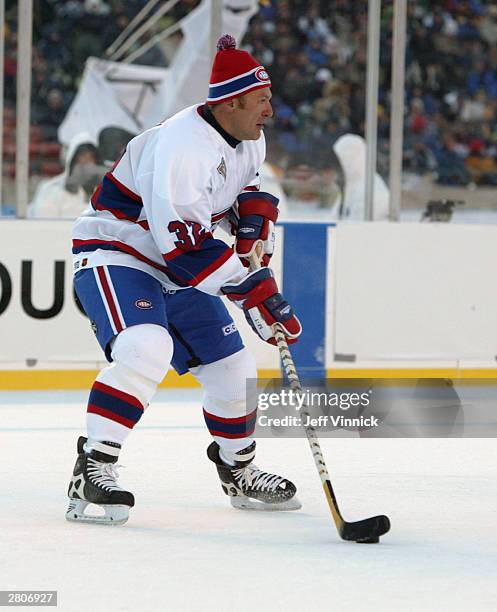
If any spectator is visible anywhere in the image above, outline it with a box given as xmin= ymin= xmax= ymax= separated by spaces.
xmin=465 ymin=138 xmax=497 ymax=184
xmin=467 ymin=59 xmax=497 ymax=97
xmin=460 ymin=89 xmax=489 ymax=122
xmin=435 ymin=134 xmax=472 ymax=185
xmin=29 ymin=133 xmax=105 ymax=218
xmin=32 ymin=88 xmax=68 ymax=140
xmin=72 ymin=0 xmax=111 ymax=68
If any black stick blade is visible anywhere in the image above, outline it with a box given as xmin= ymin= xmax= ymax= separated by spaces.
xmin=339 ymin=514 xmax=391 ymax=543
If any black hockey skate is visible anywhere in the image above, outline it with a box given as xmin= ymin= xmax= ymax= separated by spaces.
xmin=207 ymin=441 xmax=301 ymax=511
xmin=66 ymin=436 xmax=134 ymax=525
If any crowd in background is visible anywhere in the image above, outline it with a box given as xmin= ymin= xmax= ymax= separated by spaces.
xmin=4 ymin=0 xmax=198 ymax=142
xmin=249 ymin=0 xmax=497 ymax=186
xmin=4 ymin=0 xmax=497 ymax=187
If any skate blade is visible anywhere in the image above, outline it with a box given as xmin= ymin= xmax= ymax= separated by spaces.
xmin=230 ymin=495 xmax=302 ymax=512
xmin=65 ymin=499 xmax=130 ymax=525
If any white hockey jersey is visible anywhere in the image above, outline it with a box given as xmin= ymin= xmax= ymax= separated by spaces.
xmin=72 ymin=104 xmax=266 ymax=294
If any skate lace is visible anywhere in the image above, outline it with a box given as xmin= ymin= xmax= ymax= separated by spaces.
xmin=87 ymin=458 xmax=124 ymax=492
xmin=232 ymin=464 xmax=285 ymax=492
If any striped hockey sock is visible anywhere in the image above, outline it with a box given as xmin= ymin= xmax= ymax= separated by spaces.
xmin=86 ymin=378 xmax=146 ymax=446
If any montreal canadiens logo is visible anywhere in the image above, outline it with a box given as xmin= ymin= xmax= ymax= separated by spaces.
xmin=255 ymin=67 xmax=270 ymax=82
xmin=135 ymin=299 xmax=153 ymax=309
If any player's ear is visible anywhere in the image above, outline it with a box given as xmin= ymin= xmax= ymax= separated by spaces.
xmin=225 ymin=99 xmax=237 ymax=113
xmin=233 ymin=97 xmax=246 ymax=110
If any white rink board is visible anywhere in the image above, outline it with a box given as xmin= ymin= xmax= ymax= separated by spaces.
xmin=0 ymin=220 xmax=101 ymax=364
xmin=333 ymin=222 xmax=497 ymax=362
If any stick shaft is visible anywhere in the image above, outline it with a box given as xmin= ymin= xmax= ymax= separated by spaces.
xmin=248 ymin=248 xmax=344 ymax=529
xmin=273 ymin=328 xmax=344 ymax=528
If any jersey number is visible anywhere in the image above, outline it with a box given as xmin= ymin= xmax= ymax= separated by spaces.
xmin=168 ymin=221 xmax=209 ymax=250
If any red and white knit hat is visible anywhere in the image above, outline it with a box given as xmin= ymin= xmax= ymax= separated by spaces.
xmin=207 ymin=34 xmax=271 ymax=105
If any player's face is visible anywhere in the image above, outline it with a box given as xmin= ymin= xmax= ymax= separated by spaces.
xmin=233 ymin=88 xmax=273 ymax=140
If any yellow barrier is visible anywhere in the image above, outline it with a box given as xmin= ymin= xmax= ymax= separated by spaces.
xmin=1 ymin=367 xmax=497 ymax=391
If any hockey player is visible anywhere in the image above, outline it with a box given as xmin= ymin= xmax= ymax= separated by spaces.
xmin=66 ymin=35 xmax=302 ymax=525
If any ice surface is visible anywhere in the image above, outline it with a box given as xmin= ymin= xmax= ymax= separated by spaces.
xmin=0 ymin=390 xmax=496 ymax=611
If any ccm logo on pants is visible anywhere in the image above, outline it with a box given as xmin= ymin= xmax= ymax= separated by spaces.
xmin=222 ymin=323 xmax=237 ymax=336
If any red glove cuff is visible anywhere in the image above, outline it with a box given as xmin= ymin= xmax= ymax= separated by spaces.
xmin=227 ymin=277 xmax=279 ymax=309
xmin=237 ymin=192 xmax=279 ymax=223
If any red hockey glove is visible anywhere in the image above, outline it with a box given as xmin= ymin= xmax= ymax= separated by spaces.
xmin=222 ymin=268 xmax=302 ymax=345
xmin=234 ymin=192 xmax=279 ymax=267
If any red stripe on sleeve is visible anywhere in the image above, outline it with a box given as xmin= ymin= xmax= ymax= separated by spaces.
xmin=189 ymin=248 xmax=234 ymax=286
xmin=106 ymin=172 xmax=142 ymax=202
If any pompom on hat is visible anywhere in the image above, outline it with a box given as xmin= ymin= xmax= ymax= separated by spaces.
xmin=207 ymin=34 xmax=271 ymax=104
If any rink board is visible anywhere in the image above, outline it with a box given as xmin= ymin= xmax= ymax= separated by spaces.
xmin=1 ymin=220 xmax=497 ymax=388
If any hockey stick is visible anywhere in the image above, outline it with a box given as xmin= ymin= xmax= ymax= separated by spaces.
xmin=249 ymin=249 xmax=390 ymax=543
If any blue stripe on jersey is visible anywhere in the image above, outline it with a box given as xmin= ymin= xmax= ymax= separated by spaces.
xmin=72 ymin=241 xmax=125 ymax=255
xmin=71 ymin=239 xmax=188 ymax=286
xmin=92 ymin=173 xmax=143 ymax=222
xmin=165 ymin=238 xmax=233 ymax=286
